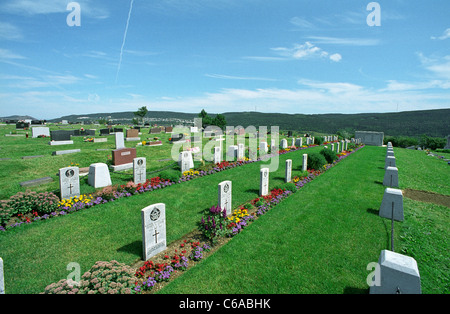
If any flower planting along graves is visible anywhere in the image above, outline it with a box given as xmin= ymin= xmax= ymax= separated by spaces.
xmin=383 ymin=166 xmax=399 ymax=188
xmin=369 ymin=250 xmax=421 ymax=294
xmin=141 ymin=203 xmax=167 ymax=261
xmin=49 ymin=130 xmax=73 ymax=145
xmin=218 ymin=180 xmax=232 ymax=216
xmin=133 ymin=157 xmax=147 ymax=185
xmin=302 ymin=153 xmax=308 ymax=172
xmin=260 ymin=168 xmax=269 ymax=196
xmin=285 ymin=159 xmax=292 ymax=183
xmin=59 ymin=166 xmax=80 ymax=200
xmin=87 ymin=163 xmax=112 ymax=188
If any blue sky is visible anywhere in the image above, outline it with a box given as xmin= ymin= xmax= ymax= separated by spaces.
xmin=0 ymin=0 xmax=449 ymax=119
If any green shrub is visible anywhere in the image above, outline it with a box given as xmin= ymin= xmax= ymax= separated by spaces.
xmin=284 ymin=183 xmax=297 ymax=193
xmin=307 ymin=152 xmax=327 ymax=171
xmin=314 ymin=137 xmax=324 ymax=145
xmin=320 ymin=148 xmax=338 ymax=164
xmin=159 ymin=169 xmax=181 ymax=182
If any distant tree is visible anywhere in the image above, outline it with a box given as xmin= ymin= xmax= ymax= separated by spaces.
xmin=98 ymin=118 xmax=108 ymax=125
xmin=134 ymin=106 xmax=148 ymax=124
xmin=212 ymin=114 xmax=227 ymax=130
xmin=198 ymin=109 xmax=213 ymax=128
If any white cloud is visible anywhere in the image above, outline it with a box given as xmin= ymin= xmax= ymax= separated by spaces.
xmin=329 ymin=53 xmax=342 ymax=62
xmin=0 ymin=48 xmax=26 ymax=59
xmin=290 ymin=17 xmax=315 ymax=29
xmin=307 ymin=36 xmax=380 ymax=46
xmin=270 ymin=42 xmax=341 ymax=62
xmin=0 ymin=22 xmax=23 ymax=40
xmin=205 ymin=74 xmax=277 ymax=81
xmin=431 ymin=28 xmax=450 ymax=40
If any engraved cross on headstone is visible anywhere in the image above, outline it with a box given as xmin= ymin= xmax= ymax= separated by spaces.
xmin=153 ymin=229 xmax=159 ymax=244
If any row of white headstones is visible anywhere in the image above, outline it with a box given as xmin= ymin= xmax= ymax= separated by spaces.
xmin=370 ymin=142 xmax=421 ymax=294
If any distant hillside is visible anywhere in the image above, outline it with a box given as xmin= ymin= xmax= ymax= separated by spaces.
xmin=46 ymin=108 xmax=450 ymax=138
xmin=0 ymin=115 xmax=37 ymax=122
xmin=222 ymin=109 xmax=450 ymax=137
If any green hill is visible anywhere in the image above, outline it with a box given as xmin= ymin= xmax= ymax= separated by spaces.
xmin=46 ymin=108 xmax=449 ymax=138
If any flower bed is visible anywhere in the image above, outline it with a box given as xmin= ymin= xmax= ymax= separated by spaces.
xmin=0 ymin=143 xmax=363 ymax=232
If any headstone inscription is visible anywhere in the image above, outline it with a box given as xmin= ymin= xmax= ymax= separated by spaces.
xmin=218 ymin=181 xmax=232 ymax=216
xmin=133 ymin=157 xmax=147 ymax=184
xmin=59 ymin=166 xmax=80 ymax=200
xmin=141 ymin=203 xmax=167 ymax=261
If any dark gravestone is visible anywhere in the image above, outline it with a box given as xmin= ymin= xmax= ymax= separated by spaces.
xmin=169 ymin=133 xmax=184 ymax=143
xmin=85 ymin=130 xmax=95 ymax=136
xmin=50 ymin=130 xmax=72 ymax=141
xmin=100 ymin=129 xmax=110 ymax=136
xmin=114 ymin=128 xmax=123 ymax=133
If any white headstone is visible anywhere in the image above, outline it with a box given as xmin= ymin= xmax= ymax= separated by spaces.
xmin=237 ymin=143 xmax=245 ymax=160
xmin=179 ymin=151 xmax=194 ymax=173
xmin=295 ymin=138 xmax=303 ymax=147
xmin=336 ymin=142 xmax=340 ymax=152
xmin=370 ymin=250 xmax=421 ymax=294
xmin=0 ymin=257 xmax=4 ymax=294
xmin=379 ymin=188 xmax=404 ymax=221
xmin=115 ymin=132 xmax=125 ymax=149
xmin=291 ymin=138 xmax=295 ymax=147
xmin=302 ymin=154 xmax=308 ymax=172
xmin=385 ymin=156 xmax=396 ymax=169
xmin=213 ymin=146 xmax=222 ymax=164
xmin=141 ymin=203 xmax=167 ymax=261
xmin=280 ymin=139 xmax=288 ymax=149
xmin=59 ymin=167 xmax=80 ymax=200
xmin=331 ymin=143 xmax=335 ymax=151
xmin=87 ymin=163 xmax=112 ymax=188
xmin=133 ymin=157 xmax=147 ymax=184
xmin=260 ymin=168 xmax=269 ymax=196
xmin=383 ymin=166 xmax=399 ymax=187
xmin=31 ymin=127 xmax=50 ymax=138
xmin=218 ymin=181 xmax=232 ymax=215
xmin=285 ymin=159 xmax=292 ymax=183
xmin=259 ymin=141 xmax=268 ymax=154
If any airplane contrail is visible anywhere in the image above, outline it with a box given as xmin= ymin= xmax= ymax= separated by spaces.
xmin=115 ymin=0 xmax=134 ymax=84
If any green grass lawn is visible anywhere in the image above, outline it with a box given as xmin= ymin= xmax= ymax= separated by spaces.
xmin=1 ymin=134 xmax=448 ymax=294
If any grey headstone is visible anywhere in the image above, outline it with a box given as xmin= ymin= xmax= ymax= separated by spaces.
xmin=237 ymin=143 xmax=245 ymax=160
xmin=141 ymin=203 xmax=167 ymax=261
xmin=20 ymin=177 xmax=53 ymax=187
xmin=133 ymin=157 xmax=147 ymax=184
xmin=59 ymin=167 xmax=80 ymax=200
xmin=259 ymin=141 xmax=268 ymax=154
xmin=379 ymin=188 xmax=404 ymax=221
xmin=280 ymin=139 xmax=288 ymax=149
xmin=52 ymin=149 xmax=81 ymax=156
xmin=383 ymin=166 xmax=399 ymax=187
xmin=218 ymin=181 xmax=232 ymax=215
xmin=385 ymin=156 xmax=396 ymax=169
xmin=227 ymin=145 xmax=238 ymax=160
xmin=370 ymin=250 xmax=421 ymax=294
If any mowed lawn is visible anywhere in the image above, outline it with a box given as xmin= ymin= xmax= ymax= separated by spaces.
xmin=158 ymin=146 xmax=449 ymax=294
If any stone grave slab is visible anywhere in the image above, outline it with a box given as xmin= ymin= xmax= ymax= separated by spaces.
xmin=59 ymin=166 xmax=80 ymax=200
xmin=218 ymin=181 xmax=232 ymax=215
xmin=141 ymin=203 xmax=167 ymax=260
xmin=88 ymin=163 xmax=112 ymax=188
